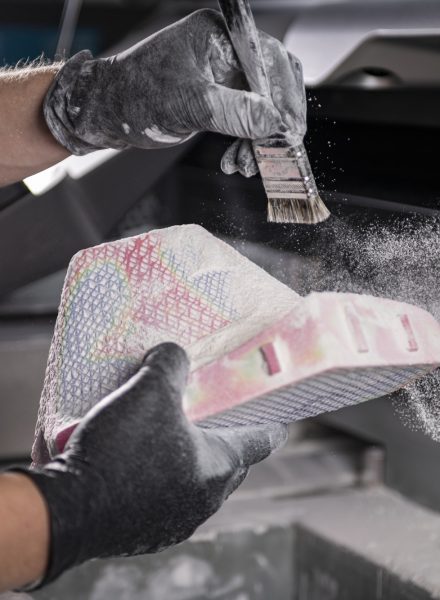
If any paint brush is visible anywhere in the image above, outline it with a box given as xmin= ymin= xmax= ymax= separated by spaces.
xmin=218 ymin=0 xmax=330 ymax=224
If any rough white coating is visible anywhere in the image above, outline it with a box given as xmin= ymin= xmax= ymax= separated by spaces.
xmin=34 ymin=224 xmax=299 ymax=461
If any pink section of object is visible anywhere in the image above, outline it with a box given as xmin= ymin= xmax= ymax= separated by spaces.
xmin=184 ymin=293 xmax=440 ymax=423
xmin=54 ymin=293 xmax=440 ymax=453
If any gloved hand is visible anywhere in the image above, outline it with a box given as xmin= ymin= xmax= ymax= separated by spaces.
xmin=14 ymin=343 xmax=288 ymax=589
xmin=44 ymin=9 xmax=305 ymax=178
xmin=221 ymin=30 xmax=307 ymax=178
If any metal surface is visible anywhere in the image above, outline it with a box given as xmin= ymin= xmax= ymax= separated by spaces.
xmin=55 ymin=0 xmax=84 ymax=58
xmin=284 ymin=0 xmax=440 ymax=87
xmin=322 ymin=397 xmax=440 ymax=512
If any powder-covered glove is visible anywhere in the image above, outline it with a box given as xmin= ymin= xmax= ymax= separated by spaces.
xmin=13 ymin=343 xmax=287 ymax=589
xmin=221 ymin=30 xmax=307 ymax=178
xmin=44 ymin=9 xmax=286 ymax=157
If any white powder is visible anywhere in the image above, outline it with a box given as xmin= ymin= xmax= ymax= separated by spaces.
xmin=393 ymin=371 xmax=440 ymax=442
xmin=293 ymin=215 xmax=440 ymax=440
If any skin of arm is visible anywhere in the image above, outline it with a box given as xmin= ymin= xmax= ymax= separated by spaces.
xmin=0 ymin=66 xmax=70 ymax=187
xmin=0 ymin=473 xmax=49 ymax=592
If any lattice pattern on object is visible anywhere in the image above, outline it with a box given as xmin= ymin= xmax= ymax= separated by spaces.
xmin=199 ymin=366 xmax=429 ymax=428
xmin=37 ymin=229 xmax=240 ymax=443
xmin=34 ymin=225 xmax=299 ymax=463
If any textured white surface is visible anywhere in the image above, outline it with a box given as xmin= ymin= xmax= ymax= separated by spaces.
xmin=33 ymin=225 xmax=299 ymax=463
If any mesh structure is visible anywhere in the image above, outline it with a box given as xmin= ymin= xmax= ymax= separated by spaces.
xmin=33 ymin=224 xmax=298 ymax=464
xmin=200 ymin=366 xmax=430 ymax=428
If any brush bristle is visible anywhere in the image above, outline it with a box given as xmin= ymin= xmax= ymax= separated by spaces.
xmin=268 ymin=195 xmax=331 ymax=225
xmin=254 ymin=140 xmax=331 ymax=225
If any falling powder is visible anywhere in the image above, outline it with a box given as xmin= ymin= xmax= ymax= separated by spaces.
xmin=290 ymin=214 xmax=440 ymax=440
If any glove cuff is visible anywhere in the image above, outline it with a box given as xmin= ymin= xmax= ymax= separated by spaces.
xmin=8 ymin=465 xmax=87 ymax=590
xmin=44 ymin=50 xmax=128 ymax=156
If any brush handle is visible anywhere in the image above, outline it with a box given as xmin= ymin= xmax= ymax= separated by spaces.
xmin=218 ymin=0 xmax=272 ymax=100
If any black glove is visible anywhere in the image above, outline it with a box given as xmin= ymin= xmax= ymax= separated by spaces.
xmin=221 ymin=30 xmax=307 ymax=179
xmin=14 ymin=343 xmax=287 ymax=589
xmin=44 ymin=9 xmax=285 ymax=156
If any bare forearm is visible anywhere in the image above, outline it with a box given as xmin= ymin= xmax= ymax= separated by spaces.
xmin=0 ymin=66 xmax=70 ymax=187
xmin=0 ymin=473 xmax=49 ymax=592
